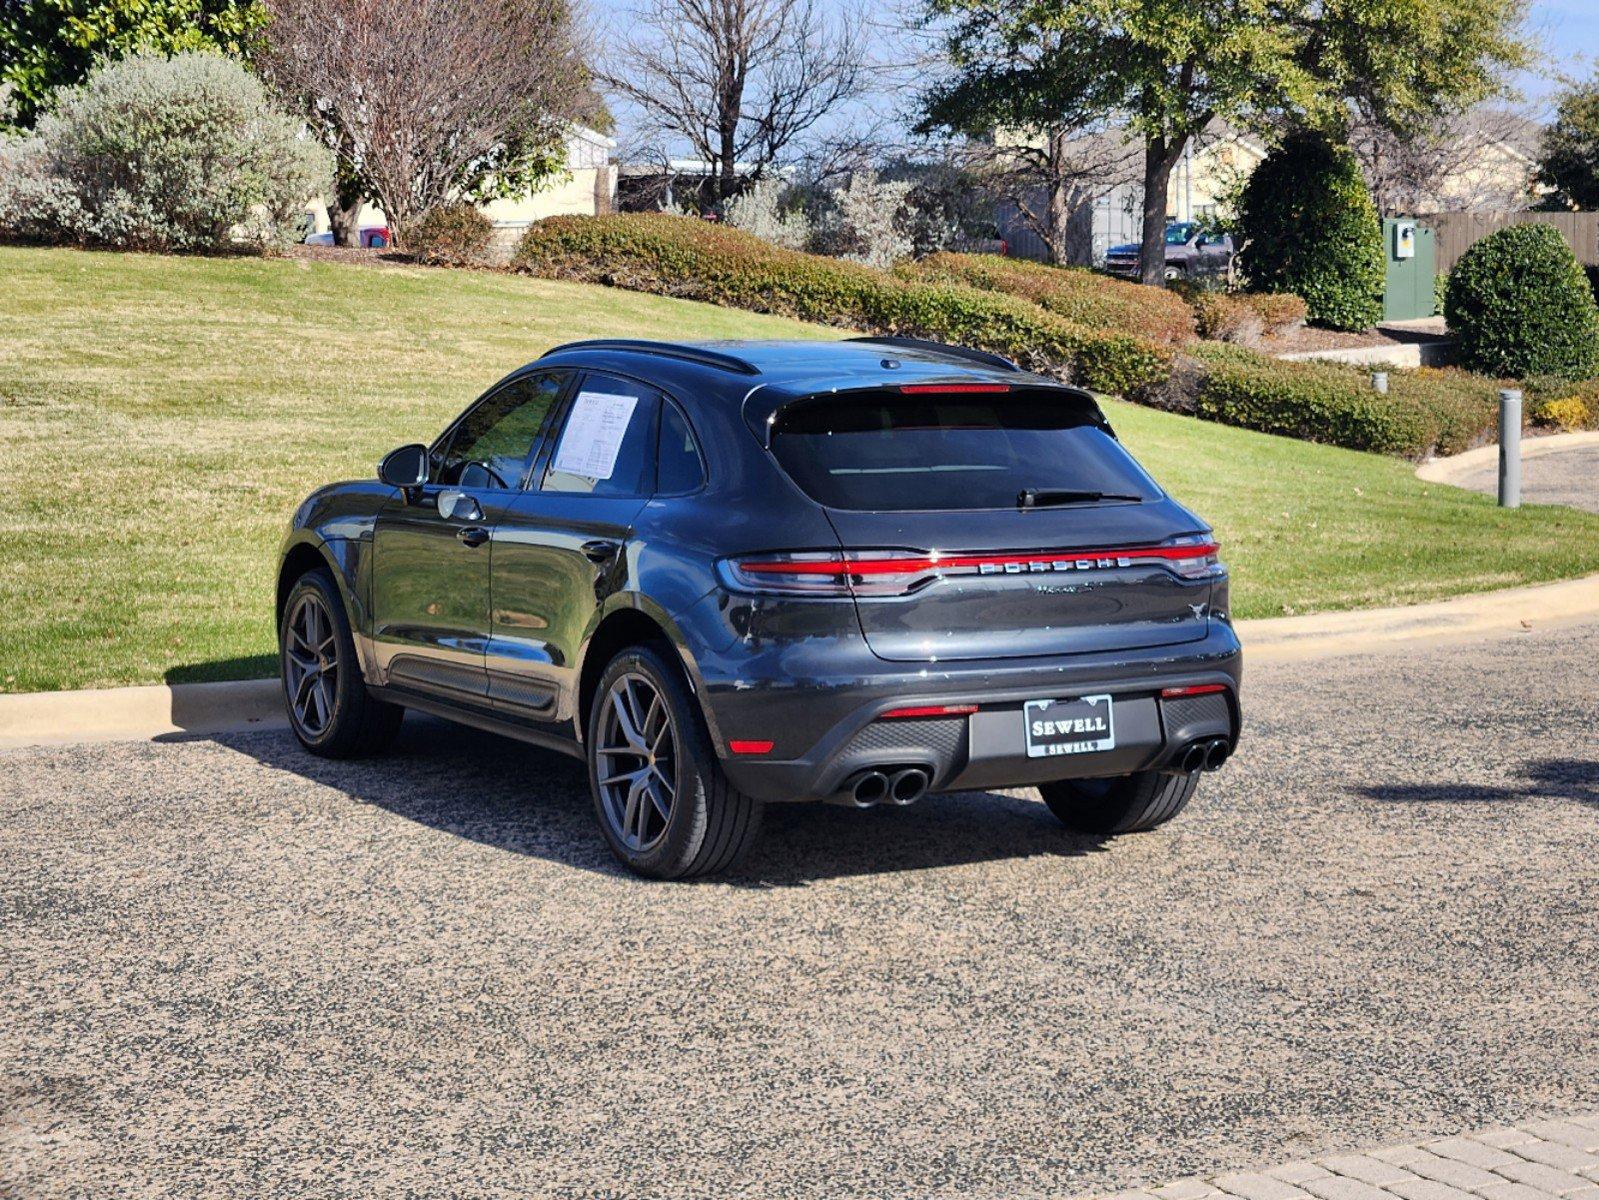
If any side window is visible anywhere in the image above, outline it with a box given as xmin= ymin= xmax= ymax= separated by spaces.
xmin=656 ymin=401 xmax=705 ymax=494
xmin=434 ymin=372 xmax=565 ymax=488
xmin=541 ymin=374 xmax=660 ymax=497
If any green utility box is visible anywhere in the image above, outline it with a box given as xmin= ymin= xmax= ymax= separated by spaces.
xmin=1383 ymin=218 xmax=1437 ymax=322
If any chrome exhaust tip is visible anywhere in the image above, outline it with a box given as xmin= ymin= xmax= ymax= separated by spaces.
xmin=851 ymin=770 xmax=889 ymax=807
xmin=887 ymin=767 xmax=930 ymax=806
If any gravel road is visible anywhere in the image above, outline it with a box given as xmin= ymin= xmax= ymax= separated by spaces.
xmin=4 ymin=622 xmax=1597 ymax=1200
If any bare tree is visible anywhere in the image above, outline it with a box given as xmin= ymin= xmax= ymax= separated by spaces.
xmin=972 ymin=126 xmax=1138 ymax=265
xmin=262 ymin=0 xmax=586 ymax=245
xmin=602 ymin=0 xmax=869 ymax=202
xmin=1348 ymin=107 xmax=1544 ymax=215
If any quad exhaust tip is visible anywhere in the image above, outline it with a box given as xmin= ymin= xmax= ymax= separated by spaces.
xmin=840 ymin=765 xmax=932 ymax=808
xmin=1177 ymin=737 xmax=1232 ymax=774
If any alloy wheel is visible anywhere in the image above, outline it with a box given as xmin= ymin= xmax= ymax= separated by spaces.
xmin=596 ymin=672 xmax=678 ymax=852
xmin=284 ymin=591 xmax=339 ymax=739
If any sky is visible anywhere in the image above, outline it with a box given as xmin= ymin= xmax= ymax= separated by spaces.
xmin=1525 ymin=0 xmax=1599 ymax=98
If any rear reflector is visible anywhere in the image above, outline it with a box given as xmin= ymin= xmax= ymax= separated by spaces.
xmin=1160 ymin=684 xmax=1228 ymax=698
xmin=898 ymin=383 xmax=1010 ymax=394
xmin=728 ymin=740 xmax=774 ymax=755
xmin=881 ymin=704 xmax=980 ymax=720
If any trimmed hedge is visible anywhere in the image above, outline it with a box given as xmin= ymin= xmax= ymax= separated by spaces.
xmin=1185 ymin=346 xmax=1506 ymax=457
xmin=1238 ymin=132 xmax=1385 ymax=331
xmin=899 ymin=252 xmax=1196 ymax=344
xmin=1445 ymin=223 xmax=1599 ymax=380
xmin=408 ymin=203 xmax=494 ymax=265
xmin=1188 ymin=290 xmax=1308 ymax=344
xmin=513 ymin=215 xmax=1173 ymax=398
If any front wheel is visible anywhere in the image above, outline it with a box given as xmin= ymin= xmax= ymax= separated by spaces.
xmin=1040 ymin=770 xmax=1199 ymax=834
xmin=280 ymin=568 xmax=402 ymax=757
xmin=586 ymin=645 xmax=763 ymax=879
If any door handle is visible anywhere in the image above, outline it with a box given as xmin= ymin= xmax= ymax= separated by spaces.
xmin=581 ymin=539 xmax=621 ymax=563
xmin=457 ymin=526 xmax=490 ymax=548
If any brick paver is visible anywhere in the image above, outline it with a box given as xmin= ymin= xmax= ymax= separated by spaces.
xmin=1085 ymin=1114 xmax=1599 ymax=1200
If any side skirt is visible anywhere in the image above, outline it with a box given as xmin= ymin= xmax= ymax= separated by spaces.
xmin=370 ymin=685 xmax=585 ymax=761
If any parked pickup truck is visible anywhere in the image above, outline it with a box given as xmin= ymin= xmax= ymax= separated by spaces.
xmin=1104 ymin=223 xmax=1233 ymax=281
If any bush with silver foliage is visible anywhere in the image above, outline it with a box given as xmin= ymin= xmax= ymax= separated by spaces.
xmin=0 ymin=52 xmax=329 ymax=253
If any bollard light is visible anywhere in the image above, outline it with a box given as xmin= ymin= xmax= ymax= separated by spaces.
xmin=1498 ymin=389 xmax=1522 ymax=509
xmin=1372 ymin=371 xmax=1389 ymax=394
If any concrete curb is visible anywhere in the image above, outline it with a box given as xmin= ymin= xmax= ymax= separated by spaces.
xmin=1417 ymin=429 xmax=1599 ymax=487
xmin=0 ymin=679 xmax=283 ymax=750
xmin=5 ymin=570 xmax=1599 ymax=749
xmin=1236 ymin=571 xmax=1599 ymax=661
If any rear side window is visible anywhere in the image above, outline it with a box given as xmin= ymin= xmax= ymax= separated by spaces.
xmin=656 ymin=402 xmax=705 ymax=494
xmin=770 ymin=392 xmax=1162 ymax=511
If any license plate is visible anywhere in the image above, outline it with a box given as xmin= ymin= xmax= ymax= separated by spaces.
xmin=1024 ymin=695 xmax=1115 ymax=758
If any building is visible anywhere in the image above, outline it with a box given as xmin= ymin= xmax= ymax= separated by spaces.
xmin=303 ymin=124 xmax=618 ymax=241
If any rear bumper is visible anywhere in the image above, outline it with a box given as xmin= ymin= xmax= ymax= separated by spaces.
xmin=706 ymin=620 xmax=1243 ymax=804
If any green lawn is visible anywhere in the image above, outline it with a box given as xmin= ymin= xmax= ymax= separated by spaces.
xmin=3 ymin=245 xmax=1597 ymax=694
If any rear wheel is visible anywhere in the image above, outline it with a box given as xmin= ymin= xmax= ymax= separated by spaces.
xmin=1040 ymin=770 xmax=1199 ymax=834
xmin=280 ymin=568 xmax=402 ymax=757
xmin=586 ymin=645 xmax=763 ymax=879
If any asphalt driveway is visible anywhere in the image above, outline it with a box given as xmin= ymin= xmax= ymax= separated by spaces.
xmin=1451 ymin=443 xmax=1599 ymax=513
xmin=3 ymin=621 xmax=1598 ymax=1199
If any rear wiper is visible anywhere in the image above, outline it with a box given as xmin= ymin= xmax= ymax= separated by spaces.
xmin=1019 ymin=488 xmax=1143 ymax=509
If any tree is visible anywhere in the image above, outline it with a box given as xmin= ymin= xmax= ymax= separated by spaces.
xmin=1349 ymin=107 xmax=1540 ymax=215
xmin=602 ymin=0 xmax=868 ymax=203
xmin=919 ymin=0 xmax=1528 ymax=286
xmin=916 ymin=25 xmax=1138 ymax=265
xmin=1537 ymin=77 xmax=1599 ymax=211
xmin=261 ymin=0 xmax=586 ymax=246
xmin=0 ymin=0 xmax=265 ymax=128
xmin=1238 ymin=131 xmax=1384 ymax=330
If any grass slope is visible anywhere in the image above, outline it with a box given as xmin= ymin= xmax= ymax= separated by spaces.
xmin=3 ymin=246 xmax=1597 ymax=693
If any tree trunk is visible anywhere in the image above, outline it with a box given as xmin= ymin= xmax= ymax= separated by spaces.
xmin=328 ymin=172 xmax=365 ymax=248
xmin=1138 ymin=136 xmax=1186 ymax=287
xmin=1043 ymin=128 xmax=1071 ymax=265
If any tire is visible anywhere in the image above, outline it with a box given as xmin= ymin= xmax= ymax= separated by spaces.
xmin=586 ymin=644 xmax=763 ymax=880
xmin=280 ymin=567 xmax=403 ymax=758
xmin=1039 ymin=769 xmax=1199 ymax=835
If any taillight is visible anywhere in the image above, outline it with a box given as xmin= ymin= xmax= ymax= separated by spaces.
xmin=719 ymin=538 xmax=1224 ymax=596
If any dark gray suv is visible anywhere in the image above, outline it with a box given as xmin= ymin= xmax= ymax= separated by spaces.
xmin=277 ymin=338 xmax=1242 ymax=878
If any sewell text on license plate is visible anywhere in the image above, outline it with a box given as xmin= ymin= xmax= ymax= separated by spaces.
xmin=1023 ymin=694 xmax=1116 ymax=758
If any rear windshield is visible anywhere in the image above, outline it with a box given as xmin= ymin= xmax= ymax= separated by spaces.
xmin=770 ymin=392 xmax=1162 ymax=511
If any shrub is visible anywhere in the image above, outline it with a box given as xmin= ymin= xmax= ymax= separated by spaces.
xmin=408 ymin=203 xmax=494 ymax=266
xmin=1238 ymin=132 xmax=1385 ymax=331
xmin=1445 ymin=223 xmax=1599 ymax=380
xmin=824 ymin=169 xmax=914 ymax=269
xmin=512 ymin=214 xmax=1173 ymax=398
xmin=724 ymin=178 xmax=812 ymax=252
xmin=0 ymin=52 xmax=329 ymax=253
xmin=1530 ymin=393 xmax=1593 ymax=431
xmin=1189 ymin=290 xmax=1308 ymax=345
xmin=1184 ymin=346 xmax=1503 ymax=457
xmin=901 ymin=253 xmax=1196 ymax=345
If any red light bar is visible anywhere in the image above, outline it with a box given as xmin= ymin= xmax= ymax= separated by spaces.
xmin=1160 ymin=684 xmax=1228 ymax=698
xmin=881 ymin=704 xmax=980 ymax=720
xmin=898 ymin=383 xmax=1011 ymax=394
xmin=736 ymin=543 xmax=1221 ymax=576
xmin=728 ymin=740 xmax=774 ymax=755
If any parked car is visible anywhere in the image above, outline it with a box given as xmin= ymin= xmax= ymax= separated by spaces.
xmin=1104 ymin=222 xmax=1233 ymax=281
xmin=277 ymin=338 xmax=1242 ymax=878
xmin=302 ymin=225 xmax=392 ymax=249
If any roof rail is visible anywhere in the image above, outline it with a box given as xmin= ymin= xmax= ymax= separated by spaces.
xmin=540 ymin=339 xmax=761 ymax=376
xmin=844 ymin=336 xmax=1022 ymax=373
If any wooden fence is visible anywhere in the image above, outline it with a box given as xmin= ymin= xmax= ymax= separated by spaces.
xmin=1421 ymin=211 xmax=1599 ymax=274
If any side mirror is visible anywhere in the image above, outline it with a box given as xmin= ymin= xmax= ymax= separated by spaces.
xmin=379 ymin=443 xmax=428 ymax=493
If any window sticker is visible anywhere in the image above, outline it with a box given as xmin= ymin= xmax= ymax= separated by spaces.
xmin=552 ymin=391 xmax=639 ymax=481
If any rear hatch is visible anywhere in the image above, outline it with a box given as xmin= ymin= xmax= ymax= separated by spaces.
xmin=765 ymin=385 xmax=1219 ymax=663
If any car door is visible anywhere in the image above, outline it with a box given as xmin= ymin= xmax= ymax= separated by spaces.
xmin=485 ymin=371 xmax=664 ymax=722
xmin=371 ymin=370 xmax=570 ymax=704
